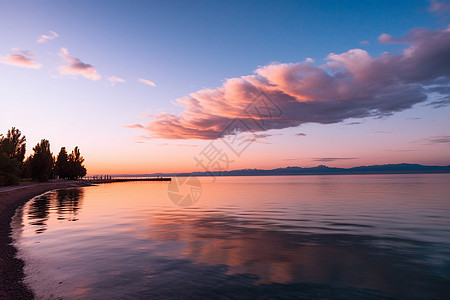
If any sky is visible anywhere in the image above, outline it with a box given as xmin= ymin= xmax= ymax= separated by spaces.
xmin=1 ymin=0 xmax=449 ymax=175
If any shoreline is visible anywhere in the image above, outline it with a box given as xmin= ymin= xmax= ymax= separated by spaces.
xmin=0 ymin=181 xmax=91 ymax=299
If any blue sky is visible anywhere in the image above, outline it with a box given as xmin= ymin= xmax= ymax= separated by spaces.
xmin=1 ymin=0 xmax=449 ymax=174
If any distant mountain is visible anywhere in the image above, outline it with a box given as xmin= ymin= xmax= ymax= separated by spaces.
xmin=116 ymin=163 xmax=450 ymax=177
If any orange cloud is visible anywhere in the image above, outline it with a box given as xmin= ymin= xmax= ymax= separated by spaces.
xmin=58 ymin=48 xmax=101 ymax=81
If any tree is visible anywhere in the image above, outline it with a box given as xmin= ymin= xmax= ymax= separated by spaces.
xmin=30 ymin=139 xmax=54 ymax=182
xmin=1 ymin=127 xmax=26 ymax=163
xmin=55 ymin=147 xmax=70 ymax=179
xmin=21 ymin=155 xmax=32 ymax=179
xmin=67 ymin=146 xmax=87 ymax=180
xmin=1 ymin=128 xmax=87 ymax=184
xmin=0 ymin=150 xmax=21 ymax=185
xmin=0 ymin=127 xmax=26 ymax=186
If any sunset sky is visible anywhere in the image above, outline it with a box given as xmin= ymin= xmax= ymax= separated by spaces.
xmin=1 ymin=0 xmax=449 ymax=174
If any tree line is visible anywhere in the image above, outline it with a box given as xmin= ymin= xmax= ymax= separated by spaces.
xmin=0 ymin=127 xmax=87 ymax=186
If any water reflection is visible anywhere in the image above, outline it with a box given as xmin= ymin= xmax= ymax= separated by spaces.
xmin=15 ymin=176 xmax=450 ymax=299
xmin=55 ymin=189 xmax=83 ymax=221
xmin=27 ymin=194 xmax=52 ymax=234
xmin=142 ymin=213 xmax=449 ymax=298
xmin=27 ymin=188 xmax=84 ymax=233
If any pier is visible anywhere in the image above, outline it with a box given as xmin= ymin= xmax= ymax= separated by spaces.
xmin=83 ymin=176 xmax=171 ymax=183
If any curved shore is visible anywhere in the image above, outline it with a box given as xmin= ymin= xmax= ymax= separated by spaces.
xmin=0 ymin=181 xmax=91 ymax=299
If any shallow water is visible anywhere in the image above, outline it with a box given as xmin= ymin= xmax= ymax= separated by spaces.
xmin=12 ymin=174 xmax=450 ymax=299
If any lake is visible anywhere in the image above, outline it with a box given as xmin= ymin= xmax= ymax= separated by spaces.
xmin=12 ymin=174 xmax=450 ymax=299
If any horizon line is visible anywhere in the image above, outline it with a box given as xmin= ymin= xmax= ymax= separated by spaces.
xmin=86 ymin=162 xmax=450 ymax=176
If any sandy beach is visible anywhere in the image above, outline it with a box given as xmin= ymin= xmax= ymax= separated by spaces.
xmin=0 ymin=181 xmax=90 ymax=299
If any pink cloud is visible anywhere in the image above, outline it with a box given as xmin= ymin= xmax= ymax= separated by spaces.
xmin=11 ymin=48 xmax=35 ymax=57
xmin=37 ymin=31 xmax=59 ymax=43
xmin=428 ymin=0 xmax=450 ymax=13
xmin=175 ymin=144 xmax=198 ymax=147
xmin=139 ymin=78 xmax=156 ymax=87
xmin=139 ymin=114 xmax=153 ymax=119
xmin=377 ymin=33 xmax=408 ymax=44
xmin=107 ymin=76 xmax=125 ymax=85
xmin=58 ymin=48 xmax=101 ymax=81
xmin=142 ymin=27 xmax=450 ymax=140
xmin=0 ymin=49 xmax=41 ymax=69
xmin=158 ymin=143 xmax=198 ymax=147
xmin=121 ymin=124 xmax=144 ymax=129
xmin=377 ymin=33 xmax=393 ymax=43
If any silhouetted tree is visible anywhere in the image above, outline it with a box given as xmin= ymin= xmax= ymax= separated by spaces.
xmin=31 ymin=139 xmax=54 ymax=182
xmin=67 ymin=146 xmax=87 ymax=180
xmin=1 ymin=128 xmax=87 ymax=185
xmin=21 ymin=155 xmax=32 ymax=179
xmin=0 ymin=149 xmax=21 ymax=185
xmin=1 ymin=127 xmax=26 ymax=162
xmin=55 ymin=147 xmax=70 ymax=179
xmin=0 ymin=127 xmax=26 ymax=186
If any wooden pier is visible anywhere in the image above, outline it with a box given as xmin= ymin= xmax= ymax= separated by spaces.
xmin=83 ymin=177 xmax=171 ymax=184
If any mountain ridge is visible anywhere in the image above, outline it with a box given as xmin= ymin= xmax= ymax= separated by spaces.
xmin=109 ymin=163 xmax=450 ymax=177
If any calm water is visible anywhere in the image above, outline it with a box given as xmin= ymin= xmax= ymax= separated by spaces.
xmin=12 ymin=174 xmax=450 ymax=299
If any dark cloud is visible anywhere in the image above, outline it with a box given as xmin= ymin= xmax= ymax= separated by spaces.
xmin=312 ymin=157 xmax=358 ymax=162
xmin=142 ymin=27 xmax=450 ymax=140
xmin=426 ymin=96 xmax=450 ymax=108
xmin=294 ymin=133 xmax=307 ymax=136
xmin=423 ymin=135 xmax=450 ymax=144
